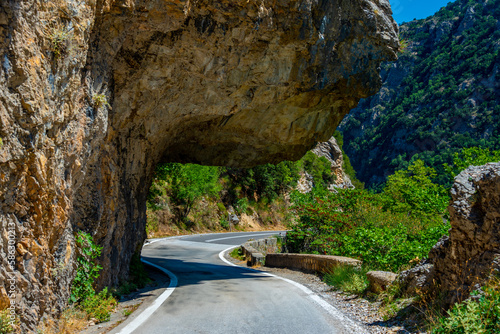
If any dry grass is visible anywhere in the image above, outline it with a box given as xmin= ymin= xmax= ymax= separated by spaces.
xmin=37 ymin=307 xmax=87 ymax=334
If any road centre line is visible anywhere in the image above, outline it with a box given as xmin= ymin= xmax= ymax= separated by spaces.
xmin=205 ymin=232 xmax=282 ymax=243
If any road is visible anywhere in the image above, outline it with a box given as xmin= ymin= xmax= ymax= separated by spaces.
xmin=111 ymin=231 xmax=363 ymax=334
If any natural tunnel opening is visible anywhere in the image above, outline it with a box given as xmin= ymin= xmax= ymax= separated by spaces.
xmin=70 ymin=0 xmax=399 ymax=289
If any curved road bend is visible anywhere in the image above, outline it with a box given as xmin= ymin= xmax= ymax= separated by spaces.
xmin=111 ymin=231 xmax=365 ymax=334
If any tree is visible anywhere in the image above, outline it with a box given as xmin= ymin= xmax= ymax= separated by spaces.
xmin=382 ymin=160 xmax=449 ymax=217
xmin=155 ymin=163 xmax=221 ymax=220
xmin=444 ymin=146 xmax=500 ymax=178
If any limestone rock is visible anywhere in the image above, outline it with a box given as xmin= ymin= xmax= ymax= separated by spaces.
xmin=398 ymin=163 xmax=500 ymax=306
xmin=312 ymin=137 xmax=354 ymax=189
xmin=367 ymin=271 xmax=397 ymax=293
xmin=0 ymin=0 xmax=398 ymax=330
xmin=397 ymin=261 xmax=435 ymax=296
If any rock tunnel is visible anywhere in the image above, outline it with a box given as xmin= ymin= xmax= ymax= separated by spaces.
xmin=0 ymin=0 xmax=398 ymax=329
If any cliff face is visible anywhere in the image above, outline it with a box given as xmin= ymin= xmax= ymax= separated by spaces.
xmin=399 ymin=163 xmax=500 ymax=306
xmin=340 ymin=0 xmax=500 ymax=187
xmin=312 ymin=136 xmax=354 ymax=189
xmin=0 ymin=0 xmax=398 ymax=329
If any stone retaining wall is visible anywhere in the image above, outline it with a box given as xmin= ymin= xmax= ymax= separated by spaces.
xmin=241 ymin=238 xmax=278 ymax=266
xmin=265 ymin=253 xmax=361 ymax=273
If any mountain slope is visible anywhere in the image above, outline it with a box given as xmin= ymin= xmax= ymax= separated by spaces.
xmin=339 ymin=0 xmax=500 ymax=187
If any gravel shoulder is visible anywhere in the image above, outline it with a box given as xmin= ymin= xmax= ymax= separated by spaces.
xmin=223 ymin=250 xmax=421 ymax=334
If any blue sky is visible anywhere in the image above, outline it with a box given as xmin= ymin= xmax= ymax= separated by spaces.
xmin=389 ymin=0 xmax=453 ymax=23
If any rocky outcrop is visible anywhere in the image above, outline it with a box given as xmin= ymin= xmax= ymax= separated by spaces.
xmin=0 ymin=0 xmax=398 ymax=330
xmin=398 ymin=163 xmax=500 ymax=305
xmin=312 ymin=136 xmax=354 ymax=189
xmin=340 ymin=0 xmax=500 ymax=187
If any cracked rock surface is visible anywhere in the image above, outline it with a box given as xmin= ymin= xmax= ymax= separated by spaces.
xmin=0 ymin=0 xmax=398 ymax=329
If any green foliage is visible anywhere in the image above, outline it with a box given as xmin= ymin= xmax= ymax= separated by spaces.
xmin=92 ymin=93 xmax=110 ymax=110
xmin=227 ymin=161 xmax=300 ymax=201
xmin=230 ymin=247 xmax=245 ymax=261
xmin=0 ymin=138 xmax=3 ymax=150
xmin=382 ymin=160 xmax=449 ymax=217
xmin=332 ymin=131 xmax=364 ymax=189
xmin=219 ymin=217 xmax=229 ymax=229
xmin=49 ymin=24 xmax=71 ymax=59
xmin=286 ymin=174 xmax=449 ymax=271
xmin=323 ymin=265 xmax=369 ymax=295
xmin=432 ymin=277 xmax=500 ymax=333
xmin=444 ymin=146 xmax=500 ymax=178
xmin=235 ymin=197 xmax=249 ymax=215
xmin=70 ymin=231 xmax=103 ymax=304
xmin=152 ymin=163 xmax=221 ymax=220
xmin=286 ymin=188 xmax=362 ymax=255
xmin=0 ymin=310 xmax=15 ymax=334
xmin=296 ymin=152 xmax=335 ymax=189
xmin=70 ymin=232 xmax=116 ymax=324
xmin=340 ymin=0 xmax=500 ymax=188
xmin=80 ymin=288 xmax=117 ymax=323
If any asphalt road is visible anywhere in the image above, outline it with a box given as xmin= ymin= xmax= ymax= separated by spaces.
xmin=112 ymin=231 xmax=362 ymax=334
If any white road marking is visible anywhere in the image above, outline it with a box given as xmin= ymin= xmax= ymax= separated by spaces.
xmin=205 ymin=232 xmax=281 ymax=243
xmin=116 ymin=249 xmax=178 ymax=334
xmin=218 ymin=247 xmax=368 ymax=334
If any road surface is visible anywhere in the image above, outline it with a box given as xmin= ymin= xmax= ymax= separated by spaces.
xmin=111 ymin=231 xmax=363 ymax=334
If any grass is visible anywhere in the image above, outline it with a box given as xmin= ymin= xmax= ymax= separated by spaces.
xmin=230 ymin=247 xmax=245 ymax=261
xmin=323 ymin=264 xmax=370 ymax=295
xmin=36 ymin=307 xmax=87 ymax=334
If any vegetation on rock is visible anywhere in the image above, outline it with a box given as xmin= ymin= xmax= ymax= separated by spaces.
xmin=340 ymin=0 xmax=500 ymax=188
xmin=70 ymin=232 xmax=116 ymax=323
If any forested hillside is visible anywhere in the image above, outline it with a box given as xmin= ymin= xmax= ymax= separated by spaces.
xmin=340 ymin=0 xmax=500 ymax=188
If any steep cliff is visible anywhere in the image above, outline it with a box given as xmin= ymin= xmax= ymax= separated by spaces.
xmin=312 ymin=136 xmax=354 ymax=189
xmin=0 ymin=0 xmax=398 ymax=330
xmin=340 ymin=0 xmax=500 ymax=187
xmin=399 ymin=162 xmax=500 ymax=306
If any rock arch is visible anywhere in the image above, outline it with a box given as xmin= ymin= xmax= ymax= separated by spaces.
xmin=0 ymin=0 xmax=397 ymax=329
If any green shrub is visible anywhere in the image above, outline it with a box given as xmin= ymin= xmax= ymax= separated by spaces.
xmin=81 ymin=288 xmax=117 ymax=323
xmin=216 ymin=202 xmax=227 ymax=213
xmin=0 ymin=309 xmax=15 ymax=334
xmin=433 ymin=277 xmax=500 ymax=333
xmin=70 ymin=231 xmax=103 ymax=304
xmin=230 ymin=247 xmax=245 ymax=261
xmin=286 ymin=186 xmax=449 ymax=271
xmin=324 ymin=265 xmax=369 ymax=295
xmin=235 ymin=198 xmax=249 ymax=215
xmin=220 ymin=218 xmax=229 ymax=229
xmin=92 ymin=93 xmax=110 ymax=110
xmin=49 ymin=24 xmax=71 ymax=59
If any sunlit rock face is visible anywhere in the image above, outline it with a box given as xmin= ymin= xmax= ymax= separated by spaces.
xmin=0 ymin=0 xmax=397 ymax=329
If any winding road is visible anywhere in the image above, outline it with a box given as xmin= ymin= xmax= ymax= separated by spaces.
xmin=110 ymin=231 xmax=364 ymax=334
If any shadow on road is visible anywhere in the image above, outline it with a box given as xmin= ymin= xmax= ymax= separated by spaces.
xmin=141 ymin=256 xmax=270 ymax=287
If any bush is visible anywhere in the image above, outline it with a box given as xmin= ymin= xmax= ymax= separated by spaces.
xmin=70 ymin=231 xmax=117 ymax=323
xmin=286 ymin=186 xmax=449 ymax=271
xmin=70 ymin=232 xmax=103 ymax=304
xmin=324 ymin=265 xmax=369 ymax=295
xmin=81 ymin=288 xmax=117 ymax=323
xmin=230 ymin=247 xmax=245 ymax=261
xmin=0 ymin=309 xmax=15 ymax=334
xmin=433 ymin=277 xmax=500 ymax=333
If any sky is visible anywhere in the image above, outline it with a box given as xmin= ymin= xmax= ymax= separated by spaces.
xmin=389 ymin=0 xmax=453 ymax=24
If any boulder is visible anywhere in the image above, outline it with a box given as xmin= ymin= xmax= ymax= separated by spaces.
xmin=367 ymin=271 xmax=397 ymax=293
